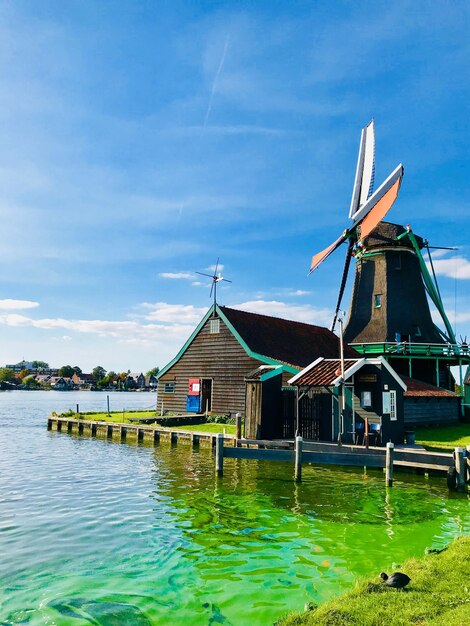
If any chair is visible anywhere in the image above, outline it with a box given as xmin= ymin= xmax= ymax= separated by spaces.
xmin=353 ymin=422 xmax=364 ymax=445
xmin=369 ymin=422 xmax=381 ymax=446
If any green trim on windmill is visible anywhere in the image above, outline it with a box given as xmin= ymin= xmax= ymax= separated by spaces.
xmin=397 ymin=228 xmax=457 ymax=344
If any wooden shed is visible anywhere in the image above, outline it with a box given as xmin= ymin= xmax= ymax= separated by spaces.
xmin=157 ymin=304 xmax=357 ymax=416
xmin=401 ymin=377 xmax=460 ymax=426
xmin=288 ymin=357 xmax=407 ymax=445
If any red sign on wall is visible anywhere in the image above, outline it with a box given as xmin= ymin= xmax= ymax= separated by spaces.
xmin=188 ymin=378 xmax=200 ymax=395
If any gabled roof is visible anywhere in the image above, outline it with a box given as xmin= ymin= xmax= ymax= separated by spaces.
xmin=220 ymin=306 xmax=357 ymax=367
xmin=158 ymin=304 xmax=357 ymax=378
xmin=289 ymin=356 xmax=407 ymax=391
xmin=289 ymin=358 xmax=360 ymax=386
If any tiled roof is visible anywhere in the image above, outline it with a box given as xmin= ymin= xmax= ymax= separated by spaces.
xmin=291 ymin=359 xmax=360 ymax=386
xmin=401 ymin=376 xmax=457 ymax=398
xmin=220 ymin=307 xmax=358 ymax=369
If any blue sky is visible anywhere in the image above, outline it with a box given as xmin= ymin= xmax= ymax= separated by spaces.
xmin=0 ymin=0 xmax=469 ymax=373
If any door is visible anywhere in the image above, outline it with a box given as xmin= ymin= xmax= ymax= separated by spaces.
xmin=201 ymin=379 xmax=212 ymax=413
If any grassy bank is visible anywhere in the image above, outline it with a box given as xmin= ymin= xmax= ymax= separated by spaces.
xmin=415 ymin=423 xmax=470 ymax=452
xmin=54 ymin=409 xmax=236 ymax=434
xmin=277 ymin=536 xmax=470 ymax=626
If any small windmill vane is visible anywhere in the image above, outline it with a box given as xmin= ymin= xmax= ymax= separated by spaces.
xmin=308 ymin=120 xmax=404 ymax=331
xmin=196 ymin=258 xmax=232 ymax=306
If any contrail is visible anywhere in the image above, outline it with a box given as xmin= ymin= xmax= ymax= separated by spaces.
xmin=203 ymin=36 xmax=230 ymax=129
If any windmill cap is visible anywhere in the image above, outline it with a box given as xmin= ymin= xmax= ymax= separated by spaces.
xmin=361 ymin=221 xmax=425 ymax=250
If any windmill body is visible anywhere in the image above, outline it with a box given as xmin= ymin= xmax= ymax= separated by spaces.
xmin=344 ymin=222 xmax=442 ymax=345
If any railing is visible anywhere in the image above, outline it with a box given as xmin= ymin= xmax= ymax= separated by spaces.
xmin=350 ymin=342 xmax=470 ymax=358
xmin=216 ymin=435 xmax=469 ymax=492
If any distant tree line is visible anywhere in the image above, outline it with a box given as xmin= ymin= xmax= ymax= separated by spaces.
xmin=0 ymin=363 xmax=160 ymax=390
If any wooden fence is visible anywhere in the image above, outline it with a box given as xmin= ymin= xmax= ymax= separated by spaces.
xmin=47 ymin=416 xmax=469 ymax=492
xmin=216 ymin=435 xmax=470 ymax=492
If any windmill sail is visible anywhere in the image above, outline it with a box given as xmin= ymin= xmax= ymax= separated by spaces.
xmin=349 ymin=120 xmax=375 ymax=219
xmin=358 ymin=173 xmax=403 ymax=240
xmin=309 ymin=233 xmax=348 ymax=274
xmin=309 ymin=120 xmax=404 ymax=277
xmin=352 ymin=164 xmax=403 ymax=235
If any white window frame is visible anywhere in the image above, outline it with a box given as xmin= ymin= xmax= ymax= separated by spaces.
xmin=389 ymin=390 xmax=397 ymax=421
xmin=361 ymin=391 xmax=372 ymax=408
xmin=209 ymin=318 xmax=220 ymax=334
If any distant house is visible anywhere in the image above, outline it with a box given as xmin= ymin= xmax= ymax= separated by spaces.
xmin=145 ymin=374 xmax=158 ymax=389
xmin=71 ymin=373 xmax=95 ymax=388
xmin=157 ymin=304 xmax=356 ymax=416
xmin=128 ymin=373 xmax=146 ymax=389
xmin=49 ymin=377 xmax=74 ymax=391
xmin=6 ymin=360 xmax=34 ymax=373
xmin=35 ymin=374 xmax=51 ymax=384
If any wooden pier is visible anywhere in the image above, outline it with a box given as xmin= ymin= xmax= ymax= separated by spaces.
xmin=47 ymin=416 xmax=235 ymax=448
xmin=217 ymin=434 xmax=470 ymax=492
xmin=47 ymin=416 xmax=469 ymax=491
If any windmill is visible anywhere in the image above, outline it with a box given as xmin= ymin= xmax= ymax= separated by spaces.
xmin=309 ymin=120 xmax=404 ymax=332
xmin=309 ymin=120 xmax=469 ymax=390
xmin=196 ymin=258 xmax=232 ymax=307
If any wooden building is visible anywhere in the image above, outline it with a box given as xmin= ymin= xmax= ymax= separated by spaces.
xmin=288 ymin=357 xmax=407 ymax=445
xmin=157 ymin=304 xmax=356 ymax=416
xmin=401 ymin=377 xmax=460 ymax=426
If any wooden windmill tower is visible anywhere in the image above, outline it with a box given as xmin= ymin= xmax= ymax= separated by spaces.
xmin=309 ymin=120 xmax=469 ymax=392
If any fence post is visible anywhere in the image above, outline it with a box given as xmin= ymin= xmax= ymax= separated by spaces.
xmin=216 ymin=433 xmax=224 ymax=476
xmin=466 ymin=445 xmax=470 ymax=483
xmin=295 ymin=436 xmax=303 ymax=482
xmin=385 ymin=442 xmax=394 ymax=487
xmin=235 ymin=412 xmax=241 ymax=446
xmin=454 ymin=447 xmax=466 ymax=492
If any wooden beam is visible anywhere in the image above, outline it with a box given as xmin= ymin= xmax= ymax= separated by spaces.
xmin=216 ymin=433 xmax=224 ymax=476
xmin=385 ymin=442 xmax=394 ymax=487
xmin=295 ymin=436 xmax=303 ymax=482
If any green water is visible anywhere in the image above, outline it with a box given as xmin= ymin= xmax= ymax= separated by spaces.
xmin=0 ymin=392 xmax=469 ymax=625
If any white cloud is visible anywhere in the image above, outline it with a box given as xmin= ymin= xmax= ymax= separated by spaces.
xmin=0 ymin=299 xmax=39 ymax=310
xmin=232 ymin=300 xmax=332 ymax=326
xmin=159 ymin=272 xmax=195 ymax=280
xmin=429 ymin=256 xmax=470 ymax=280
xmin=137 ymin=302 xmax=208 ymax=324
xmin=208 ymin=263 xmax=224 ymax=272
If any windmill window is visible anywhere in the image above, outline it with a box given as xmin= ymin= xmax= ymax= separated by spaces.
xmin=209 ymin=319 xmax=220 ymax=334
xmin=374 ymin=294 xmax=382 ymax=308
xmin=412 ymin=325 xmax=421 ymax=337
xmin=394 ymin=253 xmax=402 ymax=270
xmin=164 ymin=382 xmax=175 ymax=393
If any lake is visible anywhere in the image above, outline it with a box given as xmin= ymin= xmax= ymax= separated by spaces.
xmin=0 ymin=390 xmax=469 ymax=625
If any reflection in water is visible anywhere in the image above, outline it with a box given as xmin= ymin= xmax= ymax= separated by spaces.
xmin=0 ymin=391 xmax=469 ymax=626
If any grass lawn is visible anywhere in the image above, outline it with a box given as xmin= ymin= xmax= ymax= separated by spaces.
xmin=59 ymin=410 xmax=157 ymax=423
xmin=170 ymin=422 xmax=236 ymax=434
xmin=276 ymin=536 xmax=470 ymax=626
xmin=415 ymin=423 xmax=470 ymax=452
xmin=58 ymin=409 xmax=236 ymax=434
